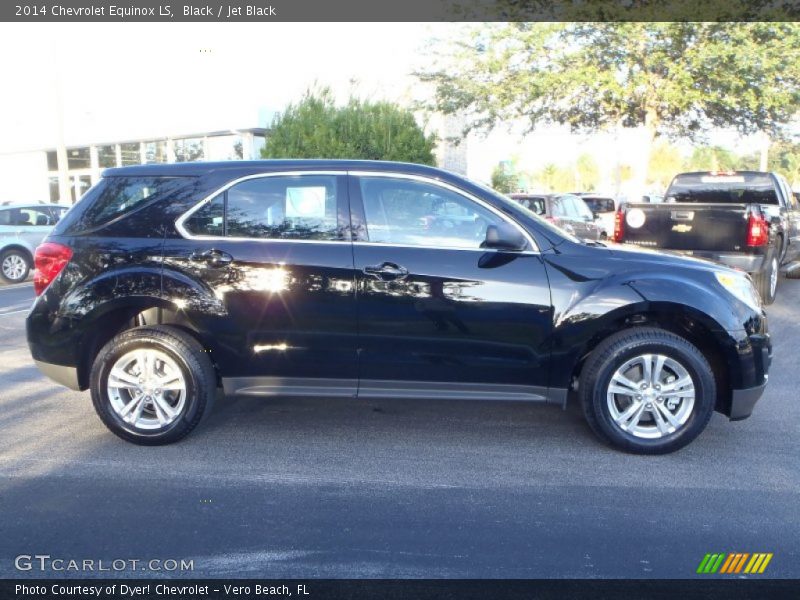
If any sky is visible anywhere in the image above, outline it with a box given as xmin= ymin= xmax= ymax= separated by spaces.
xmin=0 ymin=22 xmax=760 ymax=190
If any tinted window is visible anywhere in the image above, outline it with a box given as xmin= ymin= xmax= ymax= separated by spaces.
xmin=359 ymin=177 xmax=504 ymax=249
xmin=666 ymin=173 xmax=779 ymax=204
xmin=511 ymin=196 xmax=545 ymax=215
xmin=581 ymin=197 xmax=615 ymax=213
xmin=185 ymin=175 xmax=340 ymax=241
xmin=53 ymin=176 xmax=193 ymax=233
xmin=184 ymin=194 xmax=224 ymax=237
xmin=79 ymin=177 xmax=188 ymax=227
xmin=0 ymin=209 xmax=10 ymax=226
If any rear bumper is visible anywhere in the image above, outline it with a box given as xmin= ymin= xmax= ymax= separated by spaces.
xmin=34 ymin=359 xmax=81 ymax=391
xmin=678 ymin=250 xmax=766 ymax=273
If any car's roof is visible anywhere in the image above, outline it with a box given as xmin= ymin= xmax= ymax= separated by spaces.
xmin=102 ymin=159 xmax=455 ymax=178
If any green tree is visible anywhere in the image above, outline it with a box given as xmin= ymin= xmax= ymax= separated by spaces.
xmin=490 ymin=162 xmax=518 ymax=193
xmin=419 ymin=23 xmax=800 ymax=184
xmin=768 ymin=141 xmax=800 ymax=185
xmin=647 ymin=141 xmax=685 ymax=188
xmin=575 ymin=153 xmax=600 ymax=191
xmin=534 ymin=163 xmax=575 ymax=192
xmin=263 ymin=87 xmax=437 ymax=164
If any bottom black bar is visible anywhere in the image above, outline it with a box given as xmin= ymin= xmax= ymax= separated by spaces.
xmin=2 ymin=579 xmax=799 ymax=600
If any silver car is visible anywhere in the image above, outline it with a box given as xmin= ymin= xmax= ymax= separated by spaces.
xmin=0 ymin=203 xmax=69 ymax=283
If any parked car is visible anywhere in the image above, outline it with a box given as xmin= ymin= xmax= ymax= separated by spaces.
xmin=508 ymin=193 xmax=601 ymax=241
xmin=0 ymin=203 xmax=69 ymax=283
xmin=27 ymin=161 xmax=770 ymax=453
xmin=573 ymin=194 xmax=617 ymax=239
xmin=613 ymin=171 xmax=800 ymax=305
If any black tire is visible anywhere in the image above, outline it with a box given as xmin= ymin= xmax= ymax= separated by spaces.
xmin=90 ymin=325 xmax=216 ymax=445
xmin=0 ymin=248 xmax=31 ymax=284
xmin=784 ymin=261 xmax=800 ymax=280
xmin=752 ymin=251 xmax=778 ymax=305
xmin=580 ymin=327 xmax=716 ymax=454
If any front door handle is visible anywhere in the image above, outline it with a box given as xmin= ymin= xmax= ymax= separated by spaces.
xmin=364 ymin=262 xmax=409 ymax=281
xmin=190 ymin=248 xmax=233 ymax=268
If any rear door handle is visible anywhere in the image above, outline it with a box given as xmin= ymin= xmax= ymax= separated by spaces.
xmin=363 ymin=262 xmax=409 ymax=281
xmin=189 ymin=248 xmax=233 ymax=268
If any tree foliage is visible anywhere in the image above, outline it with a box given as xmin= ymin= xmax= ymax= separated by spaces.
xmin=419 ymin=23 xmax=800 ymax=142
xmin=262 ymin=88 xmax=437 ymax=164
xmin=490 ymin=163 xmax=518 ymax=193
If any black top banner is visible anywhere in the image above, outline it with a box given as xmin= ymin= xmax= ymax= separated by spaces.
xmin=3 ymin=0 xmax=800 ymax=22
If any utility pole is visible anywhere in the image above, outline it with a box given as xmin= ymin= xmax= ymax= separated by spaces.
xmin=52 ymin=41 xmax=70 ymax=204
xmin=759 ymin=132 xmax=770 ymax=171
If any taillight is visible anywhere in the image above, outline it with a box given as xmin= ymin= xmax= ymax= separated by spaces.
xmin=33 ymin=243 xmax=72 ymax=296
xmin=746 ymin=213 xmax=768 ymax=247
xmin=613 ymin=209 xmax=625 ymax=242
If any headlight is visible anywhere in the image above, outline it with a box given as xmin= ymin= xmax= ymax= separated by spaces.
xmin=714 ymin=271 xmax=762 ymax=312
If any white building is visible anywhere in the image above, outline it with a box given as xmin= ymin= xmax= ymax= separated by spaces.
xmin=0 ymin=128 xmax=267 ymax=205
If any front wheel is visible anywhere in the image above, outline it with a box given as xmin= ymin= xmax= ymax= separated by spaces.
xmin=90 ymin=325 xmax=216 ymax=445
xmin=580 ymin=328 xmax=716 ymax=454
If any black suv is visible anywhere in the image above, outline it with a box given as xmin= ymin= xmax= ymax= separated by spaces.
xmin=27 ymin=161 xmax=771 ymax=453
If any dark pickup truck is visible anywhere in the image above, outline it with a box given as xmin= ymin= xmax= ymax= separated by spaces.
xmin=614 ymin=171 xmax=800 ymax=304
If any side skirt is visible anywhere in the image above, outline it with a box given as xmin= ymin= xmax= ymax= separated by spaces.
xmin=222 ymin=377 xmax=566 ymax=404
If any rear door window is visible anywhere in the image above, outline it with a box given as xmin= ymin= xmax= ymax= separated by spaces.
xmin=183 ymin=175 xmax=342 ymax=241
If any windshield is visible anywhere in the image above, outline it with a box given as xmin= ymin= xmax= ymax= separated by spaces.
xmin=666 ymin=173 xmax=778 ymax=204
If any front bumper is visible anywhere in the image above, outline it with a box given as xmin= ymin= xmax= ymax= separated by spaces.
xmin=726 ymin=333 xmax=771 ymax=421
xmin=675 ymin=250 xmax=766 ymax=273
xmin=729 ymin=380 xmax=768 ymax=421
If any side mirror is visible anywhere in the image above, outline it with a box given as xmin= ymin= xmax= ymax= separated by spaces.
xmin=482 ymin=223 xmax=527 ymax=252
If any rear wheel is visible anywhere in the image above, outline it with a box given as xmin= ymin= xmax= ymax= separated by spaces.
xmin=90 ymin=325 xmax=216 ymax=445
xmin=580 ymin=328 xmax=716 ymax=454
xmin=0 ymin=249 xmax=30 ymax=283
xmin=753 ymin=253 xmax=778 ymax=305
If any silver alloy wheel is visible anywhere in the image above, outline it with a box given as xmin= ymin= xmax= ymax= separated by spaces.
xmin=606 ymin=353 xmax=695 ymax=439
xmin=2 ymin=253 xmax=27 ymax=281
xmin=770 ymin=257 xmax=778 ymax=298
xmin=107 ymin=348 xmax=187 ymax=430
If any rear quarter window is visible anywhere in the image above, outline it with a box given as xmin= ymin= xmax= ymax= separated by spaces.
xmin=53 ymin=176 xmax=193 ymax=233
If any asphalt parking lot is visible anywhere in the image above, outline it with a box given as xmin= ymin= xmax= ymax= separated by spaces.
xmin=0 ymin=277 xmax=798 ymax=579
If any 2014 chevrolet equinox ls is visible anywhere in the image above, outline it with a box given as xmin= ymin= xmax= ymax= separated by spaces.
xmin=26 ymin=161 xmax=771 ymax=453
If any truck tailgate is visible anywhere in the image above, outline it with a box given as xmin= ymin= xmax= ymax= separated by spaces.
xmin=621 ymin=203 xmax=750 ymax=252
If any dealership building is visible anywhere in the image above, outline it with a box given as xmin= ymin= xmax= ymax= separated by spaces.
xmin=3 ymin=128 xmax=268 ymax=205
xmin=1 ymin=116 xmax=466 ymax=205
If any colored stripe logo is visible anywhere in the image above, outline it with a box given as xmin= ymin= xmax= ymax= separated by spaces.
xmin=697 ymin=553 xmax=773 ymax=574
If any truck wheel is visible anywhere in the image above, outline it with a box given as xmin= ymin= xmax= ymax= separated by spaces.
xmin=0 ymin=249 xmax=30 ymax=283
xmin=753 ymin=254 xmax=778 ymax=305
xmin=580 ymin=327 xmax=716 ymax=454
xmin=784 ymin=261 xmax=800 ymax=280
xmin=90 ymin=325 xmax=216 ymax=445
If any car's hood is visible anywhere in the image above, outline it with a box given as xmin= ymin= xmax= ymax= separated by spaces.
xmin=604 ymin=242 xmax=735 ymax=273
